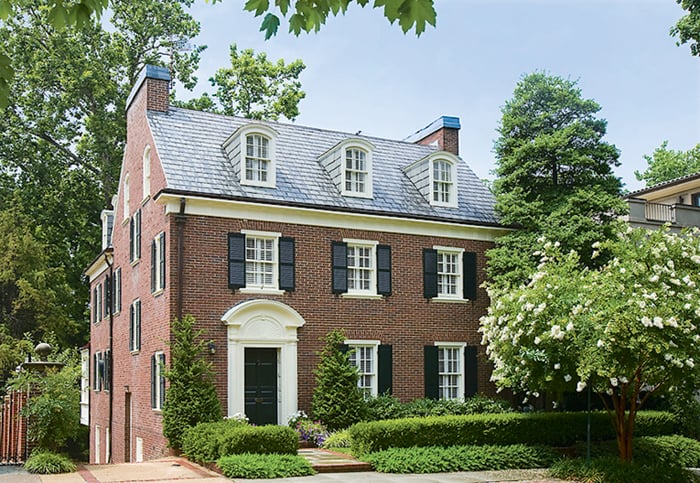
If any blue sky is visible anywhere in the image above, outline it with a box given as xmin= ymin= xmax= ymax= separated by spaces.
xmin=183 ymin=0 xmax=700 ymax=192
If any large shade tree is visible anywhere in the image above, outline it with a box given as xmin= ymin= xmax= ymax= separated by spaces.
xmin=481 ymin=224 xmax=700 ymax=462
xmin=487 ymin=72 xmax=626 ymax=289
xmin=635 ymin=141 xmax=700 ymax=187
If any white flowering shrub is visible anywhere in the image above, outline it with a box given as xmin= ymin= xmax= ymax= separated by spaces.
xmin=480 ymin=225 xmax=700 ymax=461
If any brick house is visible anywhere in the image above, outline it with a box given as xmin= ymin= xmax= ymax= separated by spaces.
xmin=84 ymin=65 xmax=509 ymax=464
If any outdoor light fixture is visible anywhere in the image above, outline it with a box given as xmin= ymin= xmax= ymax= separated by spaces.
xmin=208 ymin=341 xmax=216 ymax=355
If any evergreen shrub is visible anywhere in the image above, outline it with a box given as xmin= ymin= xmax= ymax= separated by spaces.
xmin=216 ymin=453 xmax=315 ymax=479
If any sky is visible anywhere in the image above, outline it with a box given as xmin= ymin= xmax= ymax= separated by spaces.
xmin=180 ymin=0 xmax=700 ymax=192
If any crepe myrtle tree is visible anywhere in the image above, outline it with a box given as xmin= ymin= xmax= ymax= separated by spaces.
xmin=480 ymin=224 xmax=700 ymax=462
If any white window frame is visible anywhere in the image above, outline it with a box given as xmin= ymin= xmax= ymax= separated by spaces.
xmin=344 ymin=239 xmax=378 ymax=297
xmin=142 ymin=145 xmax=151 ymax=202
xmin=234 ymin=124 xmax=277 ymax=188
xmin=430 ymin=158 xmax=457 ymax=208
xmin=434 ymin=246 xmax=464 ymax=300
xmin=152 ymin=232 xmax=165 ymax=294
xmin=80 ymin=349 xmax=89 ymax=425
xmin=345 ymin=340 xmax=379 ymax=398
xmin=240 ymin=230 xmax=283 ymax=294
xmin=341 ymin=140 xmax=374 ymax=198
xmin=123 ymin=173 xmax=130 ymax=221
xmin=129 ymin=299 xmax=141 ymax=353
xmin=113 ymin=267 xmax=121 ymax=315
xmin=435 ymin=342 xmax=466 ymax=401
xmin=152 ymin=351 xmax=165 ymax=411
xmin=95 ymin=283 xmax=102 ymax=323
xmin=129 ymin=209 xmax=141 ymax=264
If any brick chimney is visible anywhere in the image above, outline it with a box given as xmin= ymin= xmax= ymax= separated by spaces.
xmin=405 ymin=116 xmax=461 ymax=155
xmin=125 ymin=64 xmax=171 ymax=113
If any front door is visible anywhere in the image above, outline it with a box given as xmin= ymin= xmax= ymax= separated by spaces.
xmin=244 ymin=348 xmax=278 ymax=425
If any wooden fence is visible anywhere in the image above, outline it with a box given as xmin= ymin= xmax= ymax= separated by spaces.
xmin=0 ymin=391 xmax=29 ymax=464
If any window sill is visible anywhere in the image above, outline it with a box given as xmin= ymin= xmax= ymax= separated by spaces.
xmin=431 ymin=297 xmax=470 ymax=304
xmin=152 ymin=289 xmax=164 ymax=297
xmin=130 ymin=259 xmax=140 ymax=267
xmin=141 ymin=195 xmax=150 ymax=206
xmin=130 ymin=350 xmax=140 ymax=356
xmin=341 ymin=293 xmax=383 ymax=300
xmin=239 ymin=287 xmax=285 ymax=296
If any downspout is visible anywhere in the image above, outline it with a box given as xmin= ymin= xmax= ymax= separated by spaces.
xmin=104 ymin=253 xmax=114 ymax=464
xmin=175 ymin=198 xmax=187 ymax=321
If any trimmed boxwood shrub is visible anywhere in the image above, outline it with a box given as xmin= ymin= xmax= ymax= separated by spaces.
xmin=217 ymin=454 xmax=315 ymax=479
xmin=364 ymin=444 xmax=557 ymax=474
xmin=349 ymin=411 xmax=677 ymax=455
xmin=181 ymin=420 xmax=297 ymax=463
xmin=365 ymin=394 xmax=512 ymax=421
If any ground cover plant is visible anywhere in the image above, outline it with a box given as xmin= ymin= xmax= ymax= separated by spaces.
xmin=23 ymin=450 xmax=76 ymax=474
xmin=550 ymin=456 xmax=700 ymax=483
xmin=364 ymin=444 xmax=557 ymax=474
xmin=216 ymin=453 xmax=315 ymax=479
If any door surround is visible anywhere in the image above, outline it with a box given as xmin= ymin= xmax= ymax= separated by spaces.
xmin=221 ymin=300 xmax=305 ymax=424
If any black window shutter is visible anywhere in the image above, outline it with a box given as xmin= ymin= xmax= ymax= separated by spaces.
xmin=464 ymin=346 xmax=478 ymax=397
xmin=423 ymin=249 xmax=438 ymax=298
xmin=160 ymin=233 xmax=166 ymax=290
xmin=129 ymin=217 xmax=135 ymax=262
xmin=151 ymin=239 xmax=157 ymax=293
xmin=278 ymin=237 xmax=295 ymax=291
xmin=228 ymin=233 xmax=246 ymax=289
xmin=331 ymin=241 xmax=348 ymax=294
xmin=376 ymin=245 xmax=392 ymax=296
xmin=463 ymin=252 xmax=477 ymax=301
xmin=92 ymin=353 xmax=98 ymax=390
xmin=159 ymin=353 xmax=166 ymax=408
xmin=151 ymin=354 xmax=156 ymax=409
xmin=105 ymin=350 xmax=111 ymax=392
xmin=129 ymin=304 xmax=134 ymax=351
xmin=135 ymin=210 xmax=141 ymax=259
xmin=135 ymin=301 xmax=141 ymax=350
xmin=424 ymin=345 xmax=439 ymax=399
xmin=378 ymin=345 xmax=393 ymax=395
xmin=104 ymin=275 xmax=111 ymax=317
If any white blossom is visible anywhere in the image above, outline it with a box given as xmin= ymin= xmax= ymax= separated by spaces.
xmin=649 ymin=275 xmax=659 ymax=283
xmin=653 ymin=316 xmax=664 ymax=329
xmin=564 ymin=374 xmax=572 ymax=382
xmin=554 ymin=363 xmax=561 ymax=370
xmin=566 ymin=321 xmax=574 ymax=332
xmin=597 ymin=339 xmax=605 ymax=348
xmin=610 ymin=377 xmax=618 ymax=387
xmin=551 ymin=325 xmax=564 ymax=340
xmin=534 ymin=337 xmax=541 ymax=345
xmin=577 ymin=381 xmax=587 ymax=392
xmin=641 ymin=316 xmax=652 ymax=328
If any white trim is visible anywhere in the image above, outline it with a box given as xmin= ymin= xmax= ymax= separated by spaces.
xmin=222 ymin=300 xmax=305 ymax=425
xmin=433 ymin=246 xmax=464 ymax=301
xmin=340 ymin=139 xmax=375 ymax=199
xmin=85 ymin=254 xmax=112 ymax=281
xmin=142 ymin=145 xmax=151 ymax=203
xmin=241 ymin=229 xmax=282 ymax=238
xmin=344 ymin=240 xmax=378 ymax=296
xmin=158 ymin=194 xmax=508 ymax=242
xmin=345 ymin=340 xmax=380 ymax=398
xmin=430 ymin=157 xmax=458 ymax=208
xmin=224 ymin=123 xmax=279 ymax=189
xmin=123 ymin=173 xmax=130 ymax=221
xmin=433 ymin=342 xmax=466 ymax=401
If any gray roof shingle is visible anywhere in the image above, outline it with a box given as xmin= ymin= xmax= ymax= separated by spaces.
xmin=148 ymin=107 xmax=499 ymax=225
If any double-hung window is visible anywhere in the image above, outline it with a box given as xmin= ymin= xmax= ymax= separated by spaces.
xmin=151 ymin=351 xmax=166 ymax=410
xmin=438 ymin=346 xmax=462 ymax=400
xmin=347 ymin=342 xmax=378 ymax=398
xmin=129 ymin=210 xmax=141 ymax=263
xmin=424 ymin=343 xmax=477 ymax=400
xmin=95 ymin=283 xmax=103 ymax=323
xmin=151 ymin=232 xmax=166 ymax=293
xmin=437 ymin=250 xmax=461 ymax=298
xmin=432 ymin=159 xmax=455 ymax=206
xmin=129 ymin=300 xmax=141 ymax=353
xmin=332 ymin=240 xmax=391 ymax=297
xmin=245 ymin=134 xmax=270 ymax=184
xmin=345 ymin=148 xmax=368 ymax=195
xmin=228 ymin=231 xmax=295 ymax=293
xmin=423 ymin=247 xmax=477 ymax=301
xmin=112 ymin=268 xmax=122 ymax=314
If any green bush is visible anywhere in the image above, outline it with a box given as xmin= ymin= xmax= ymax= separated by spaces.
xmin=24 ymin=450 xmax=76 ymax=474
xmin=349 ymin=411 xmax=677 ymax=455
xmin=365 ymin=394 xmax=512 ymax=421
xmin=217 ymin=453 xmax=315 ymax=479
xmin=364 ymin=444 xmax=557 ymax=473
xmin=550 ymin=456 xmax=700 ymax=483
xmin=577 ymin=435 xmax=700 ymax=467
xmin=182 ymin=419 xmax=297 ymax=463
xmin=321 ymin=429 xmax=351 ymax=449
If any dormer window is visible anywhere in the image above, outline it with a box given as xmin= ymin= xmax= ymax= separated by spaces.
xmin=222 ymin=123 xmax=278 ymax=188
xmin=319 ymin=138 xmax=374 ymax=198
xmin=403 ymin=151 xmax=459 ymax=208
xmin=432 ymin=159 xmax=454 ymax=206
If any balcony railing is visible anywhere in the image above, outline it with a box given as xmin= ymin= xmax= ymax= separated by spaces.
xmin=644 ymin=202 xmax=674 ymax=223
xmin=627 ymin=198 xmax=700 ymax=230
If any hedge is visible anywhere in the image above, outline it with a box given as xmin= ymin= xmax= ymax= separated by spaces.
xmin=348 ymin=411 xmax=677 ymax=455
xmin=181 ymin=421 xmax=297 ymax=463
xmin=216 ymin=454 xmax=315 ymax=479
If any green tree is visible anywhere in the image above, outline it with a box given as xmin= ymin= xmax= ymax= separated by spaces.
xmin=672 ymin=0 xmax=700 ymax=57
xmin=635 ymin=141 xmax=700 ymax=187
xmin=177 ymin=44 xmax=306 ymax=121
xmin=481 ymin=225 xmax=700 ymax=462
xmin=162 ymin=315 xmax=222 ymax=450
xmin=487 ymin=72 xmax=626 ymax=289
xmin=311 ymin=330 xmax=366 ymax=431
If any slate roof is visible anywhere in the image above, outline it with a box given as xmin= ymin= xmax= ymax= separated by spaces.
xmin=148 ymin=107 xmax=499 ymax=226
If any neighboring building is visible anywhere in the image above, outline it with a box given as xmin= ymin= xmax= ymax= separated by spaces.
xmin=625 ymin=173 xmax=700 ymax=231
xmin=84 ymin=65 xmax=509 ymax=464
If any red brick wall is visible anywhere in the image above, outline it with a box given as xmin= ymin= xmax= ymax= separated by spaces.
xmin=415 ymin=127 xmax=459 ymax=155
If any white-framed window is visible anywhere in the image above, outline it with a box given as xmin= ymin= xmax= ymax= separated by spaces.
xmin=130 ymin=209 xmax=141 ymax=263
xmin=243 ymin=230 xmax=279 ymax=291
xmin=95 ymin=283 xmax=102 ymax=323
xmin=245 ymin=134 xmax=271 ymax=184
xmin=346 ymin=240 xmax=377 ymax=295
xmin=344 ymin=148 xmax=368 ymax=195
xmin=435 ymin=246 xmax=464 ymax=299
xmin=151 ymin=351 xmax=166 ymax=410
xmin=436 ymin=343 xmax=465 ymax=400
xmin=432 ymin=159 xmax=455 ymax=206
xmin=223 ymin=123 xmax=278 ymax=188
xmin=129 ymin=300 xmax=141 ymax=353
xmin=143 ymin=145 xmax=151 ymax=202
xmin=113 ymin=267 xmax=122 ymax=314
xmin=151 ymin=232 xmax=165 ymax=293
xmin=346 ymin=340 xmax=379 ymax=398
xmin=123 ymin=174 xmax=130 ymax=220
xmin=80 ymin=349 xmax=89 ymax=425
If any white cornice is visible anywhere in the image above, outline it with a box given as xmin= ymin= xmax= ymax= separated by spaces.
xmin=156 ymin=193 xmax=510 ymax=242
xmin=85 ymin=252 xmax=113 ymax=281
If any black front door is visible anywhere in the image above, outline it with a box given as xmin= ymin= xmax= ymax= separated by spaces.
xmin=244 ymin=348 xmax=278 ymax=425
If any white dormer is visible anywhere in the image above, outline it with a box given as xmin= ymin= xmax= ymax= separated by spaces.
xmin=222 ymin=123 xmax=278 ymax=188
xmin=101 ymin=209 xmax=114 ymax=250
xmin=319 ymin=138 xmax=375 ymax=199
xmin=404 ymin=151 xmax=460 ymax=208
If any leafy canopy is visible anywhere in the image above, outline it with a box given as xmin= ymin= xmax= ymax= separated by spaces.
xmin=488 ymin=72 xmax=625 ymax=289
xmin=635 ymin=141 xmax=700 ymax=187
xmin=672 ymin=0 xmax=700 ymax=58
xmin=481 ymin=225 xmax=700 ymax=461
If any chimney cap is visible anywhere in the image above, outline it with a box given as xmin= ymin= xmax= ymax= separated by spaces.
xmin=126 ymin=64 xmax=171 ymax=112
xmin=404 ymin=116 xmax=461 ymax=143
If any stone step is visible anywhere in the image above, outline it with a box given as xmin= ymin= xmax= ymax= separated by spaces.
xmin=298 ymin=448 xmax=373 ymax=473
